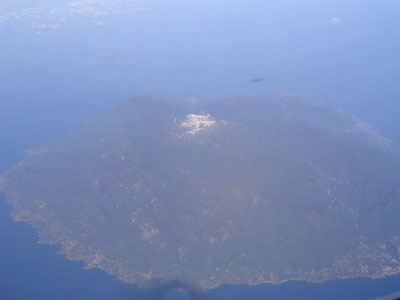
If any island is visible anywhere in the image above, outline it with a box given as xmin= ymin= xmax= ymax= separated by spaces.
xmin=1 ymin=95 xmax=400 ymax=289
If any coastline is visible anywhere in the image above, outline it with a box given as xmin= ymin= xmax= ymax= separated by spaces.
xmin=3 ymin=191 xmax=400 ymax=291
xmin=2 ymin=193 xmax=400 ymax=299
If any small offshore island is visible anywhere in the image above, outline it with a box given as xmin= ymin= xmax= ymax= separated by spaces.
xmin=1 ymin=95 xmax=400 ymax=289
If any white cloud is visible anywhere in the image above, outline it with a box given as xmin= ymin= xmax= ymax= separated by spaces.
xmin=0 ymin=0 xmax=145 ymax=29
xmin=331 ymin=17 xmax=343 ymax=24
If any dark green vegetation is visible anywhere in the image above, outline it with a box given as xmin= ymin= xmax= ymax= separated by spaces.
xmin=1 ymin=96 xmax=400 ymax=289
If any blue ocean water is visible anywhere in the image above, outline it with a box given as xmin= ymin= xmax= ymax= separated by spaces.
xmin=1 ymin=1 xmax=400 ymax=299
xmin=0 ymin=195 xmax=138 ymax=300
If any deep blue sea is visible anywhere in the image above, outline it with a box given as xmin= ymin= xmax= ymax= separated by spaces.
xmin=1 ymin=1 xmax=400 ymax=299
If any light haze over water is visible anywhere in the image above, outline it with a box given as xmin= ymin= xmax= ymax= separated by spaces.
xmin=1 ymin=1 xmax=400 ymax=299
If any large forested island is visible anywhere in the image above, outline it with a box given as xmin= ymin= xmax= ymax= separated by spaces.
xmin=1 ymin=96 xmax=400 ymax=289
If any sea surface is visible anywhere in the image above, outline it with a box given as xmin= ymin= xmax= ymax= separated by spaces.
xmin=1 ymin=1 xmax=400 ymax=299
